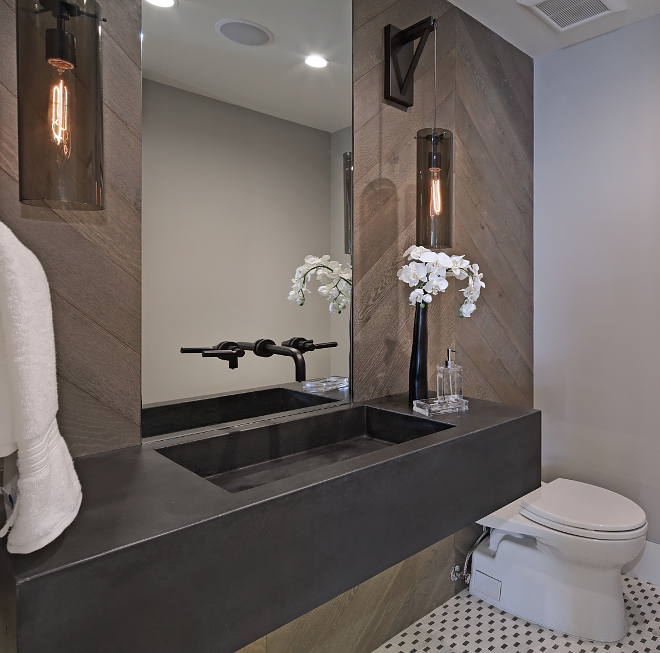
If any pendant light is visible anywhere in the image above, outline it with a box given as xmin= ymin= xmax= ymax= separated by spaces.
xmin=16 ymin=0 xmax=104 ymax=210
xmin=415 ymin=20 xmax=453 ymax=249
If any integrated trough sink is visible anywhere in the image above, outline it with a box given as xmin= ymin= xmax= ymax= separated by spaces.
xmin=155 ymin=405 xmax=454 ymax=492
xmin=141 ymin=386 xmax=339 ymax=438
xmin=2 ymin=396 xmax=542 ymax=653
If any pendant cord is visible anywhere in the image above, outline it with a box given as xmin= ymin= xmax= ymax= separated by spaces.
xmin=433 ymin=18 xmax=437 ymax=134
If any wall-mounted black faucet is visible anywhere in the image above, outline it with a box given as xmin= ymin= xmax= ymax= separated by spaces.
xmin=180 ymin=342 xmax=245 ymax=370
xmin=281 ymin=337 xmax=338 ymax=355
xmin=239 ymin=338 xmax=337 ymax=383
xmin=182 ymin=337 xmax=337 ymax=382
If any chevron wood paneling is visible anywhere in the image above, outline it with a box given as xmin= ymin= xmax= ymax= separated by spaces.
xmin=235 ymin=525 xmax=480 ymax=653
xmin=353 ymin=1 xmax=533 ymax=407
xmin=0 ymin=0 xmax=142 ymax=457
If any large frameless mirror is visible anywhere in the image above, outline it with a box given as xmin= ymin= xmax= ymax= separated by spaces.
xmin=141 ymin=0 xmax=353 ymax=438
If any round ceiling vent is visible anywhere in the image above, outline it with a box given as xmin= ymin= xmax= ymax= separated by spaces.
xmin=215 ymin=20 xmax=274 ymax=46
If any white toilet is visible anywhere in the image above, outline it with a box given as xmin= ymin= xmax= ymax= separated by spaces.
xmin=469 ymin=478 xmax=647 ymax=643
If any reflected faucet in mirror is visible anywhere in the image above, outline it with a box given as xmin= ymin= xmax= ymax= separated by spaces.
xmin=181 ymin=338 xmax=337 ymax=382
xmin=180 ymin=342 xmax=245 ymax=369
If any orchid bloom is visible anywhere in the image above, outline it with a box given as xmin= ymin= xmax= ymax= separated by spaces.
xmin=289 ymin=255 xmax=352 ymax=314
xmin=397 ymin=262 xmax=428 ymax=287
xmin=397 ymin=245 xmax=484 ymax=316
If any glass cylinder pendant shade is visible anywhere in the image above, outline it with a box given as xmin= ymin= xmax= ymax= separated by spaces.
xmin=416 ymin=128 xmax=453 ymax=249
xmin=17 ymin=0 xmax=104 ymax=210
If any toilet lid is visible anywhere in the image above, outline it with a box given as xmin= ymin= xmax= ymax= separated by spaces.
xmin=519 ymin=479 xmax=647 ymax=532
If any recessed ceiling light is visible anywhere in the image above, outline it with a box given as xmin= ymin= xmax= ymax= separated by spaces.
xmin=145 ymin=0 xmax=178 ymax=6
xmin=215 ymin=20 xmax=274 ymax=46
xmin=305 ymin=55 xmax=328 ymax=68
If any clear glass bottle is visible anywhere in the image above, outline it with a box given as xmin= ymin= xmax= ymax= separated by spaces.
xmin=413 ymin=349 xmax=468 ymax=416
xmin=437 ymin=349 xmax=463 ymax=400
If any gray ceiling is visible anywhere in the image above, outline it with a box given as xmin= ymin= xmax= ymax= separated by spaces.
xmin=142 ymin=0 xmax=660 ymax=132
xmin=142 ymin=0 xmax=352 ymax=133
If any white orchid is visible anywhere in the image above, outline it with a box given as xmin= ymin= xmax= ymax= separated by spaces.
xmin=449 ymin=255 xmax=470 ymax=280
xmin=397 ymin=262 xmax=428 ymax=287
xmin=403 ymin=245 xmax=427 ymax=261
xmin=409 ymin=289 xmax=430 ymax=305
xmin=424 ymin=274 xmax=449 ymax=295
xmin=397 ymin=245 xmax=484 ymax=316
xmin=459 ymin=301 xmax=476 ymax=317
xmin=420 ymin=251 xmax=452 ymax=277
xmin=289 ymin=255 xmax=352 ymax=314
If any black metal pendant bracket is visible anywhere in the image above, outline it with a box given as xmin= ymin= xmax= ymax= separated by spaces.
xmin=384 ymin=16 xmax=435 ymax=110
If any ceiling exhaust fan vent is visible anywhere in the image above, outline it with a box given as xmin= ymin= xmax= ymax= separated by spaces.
xmin=517 ymin=0 xmax=626 ymax=32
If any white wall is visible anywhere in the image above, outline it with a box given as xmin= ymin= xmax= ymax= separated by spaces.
xmin=535 ymin=16 xmax=660 ymax=542
xmin=329 ymin=126 xmax=352 ymax=378
xmin=142 ymin=80 xmax=337 ymax=404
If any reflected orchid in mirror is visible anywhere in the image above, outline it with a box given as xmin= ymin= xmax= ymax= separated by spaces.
xmin=397 ymin=246 xmax=485 ymax=317
xmin=288 ymin=255 xmax=352 ymax=314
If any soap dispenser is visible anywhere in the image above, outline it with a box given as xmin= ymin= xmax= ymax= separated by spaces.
xmin=438 ymin=349 xmax=462 ymax=400
xmin=412 ymin=349 xmax=468 ymax=416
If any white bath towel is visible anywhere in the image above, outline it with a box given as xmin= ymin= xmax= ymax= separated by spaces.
xmin=0 ymin=221 xmax=82 ymax=554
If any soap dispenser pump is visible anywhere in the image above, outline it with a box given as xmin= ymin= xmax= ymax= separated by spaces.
xmin=438 ymin=349 xmax=463 ymax=400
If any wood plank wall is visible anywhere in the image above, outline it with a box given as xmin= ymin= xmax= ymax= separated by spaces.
xmin=236 ymin=525 xmax=480 ymax=653
xmin=353 ymin=1 xmax=534 ymax=407
xmin=0 ymin=0 xmax=142 ymax=457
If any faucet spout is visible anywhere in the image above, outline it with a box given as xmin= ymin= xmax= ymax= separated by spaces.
xmin=268 ymin=345 xmax=306 ymax=382
xmin=237 ymin=340 xmax=307 ymax=382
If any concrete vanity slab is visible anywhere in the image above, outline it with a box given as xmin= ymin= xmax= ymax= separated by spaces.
xmin=0 ymin=396 xmax=540 ymax=653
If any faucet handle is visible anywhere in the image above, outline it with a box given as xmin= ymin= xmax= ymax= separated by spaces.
xmin=281 ymin=337 xmax=338 ymax=352
xmin=201 ymin=345 xmax=245 ymax=370
xmin=181 ymin=342 xmax=244 ymax=370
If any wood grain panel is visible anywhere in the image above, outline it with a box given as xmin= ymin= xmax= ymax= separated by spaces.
xmin=0 ymin=170 xmax=141 ymax=352
xmin=454 ymin=175 xmax=532 ymax=336
xmin=455 ymin=13 xmax=533 ymax=216
xmin=0 ymin=3 xmax=17 ymax=97
xmin=56 ymin=378 xmax=141 ymax=458
xmin=0 ymin=85 xmax=18 ymax=182
xmin=353 ymin=2 xmax=533 ymax=407
xmin=262 ymin=529 xmax=471 ymax=653
xmin=102 ymin=1 xmax=142 ymax=69
xmin=235 ymin=638 xmax=267 ymax=653
xmin=354 ymin=0 xmax=399 ymax=30
xmin=0 ymin=0 xmax=142 ymax=456
xmin=51 ymin=294 xmax=140 ymax=423
xmin=102 ymin=35 xmax=142 ymax=139
xmin=103 ymin=103 xmax=143 ymax=212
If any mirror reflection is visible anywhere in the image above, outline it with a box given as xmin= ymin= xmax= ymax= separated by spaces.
xmin=141 ymin=0 xmax=353 ymax=433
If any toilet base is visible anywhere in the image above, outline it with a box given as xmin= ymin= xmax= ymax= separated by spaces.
xmin=469 ymin=535 xmax=628 ymax=643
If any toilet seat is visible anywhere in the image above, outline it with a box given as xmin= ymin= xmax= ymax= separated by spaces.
xmin=518 ymin=479 xmax=647 ymax=540
xmin=478 ymin=479 xmax=648 ymax=542
xmin=520 ymin=479 xmax=647 ymax=533
xmin=519 ymin=508 xmax=648 ymax=541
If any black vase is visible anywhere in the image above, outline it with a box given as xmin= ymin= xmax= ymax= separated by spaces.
xmin=409 ymin=302 xmax=428 ymax=405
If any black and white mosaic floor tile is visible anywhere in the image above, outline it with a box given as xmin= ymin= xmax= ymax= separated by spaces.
xmin=372 ymin=576 xmax=660 ymax=653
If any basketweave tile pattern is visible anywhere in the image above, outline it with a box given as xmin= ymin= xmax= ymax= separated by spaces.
xmin=372 ymin=576 xmax=660 ymax=653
